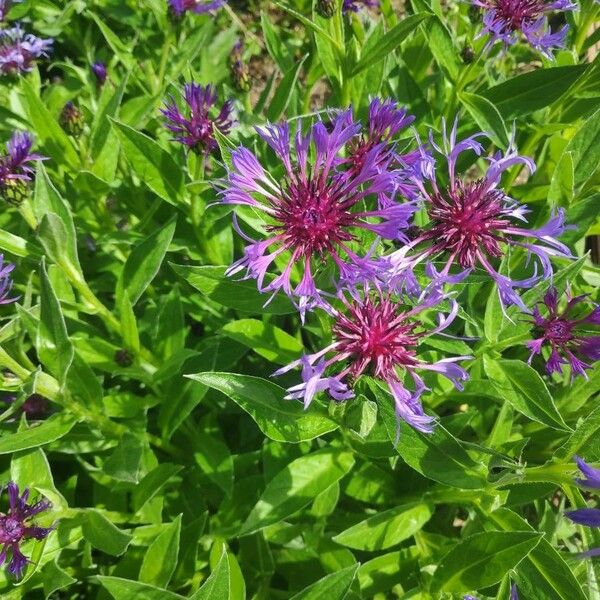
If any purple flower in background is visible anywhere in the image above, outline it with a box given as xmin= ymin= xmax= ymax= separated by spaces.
xmin=91 ymin=61 xmax=107 ymax=85
xmin=0 ymin=25 xmax=52 ymax=75
xmin=0 ymin=482 xmax=53 ymax=578
xmin=388 ymin=119 xmax=571 ymax=311
xmin=472 ymin=0 xmax=575 ymax=57
xmin=0 ymin=256 xmax=17 ymax=305
xmin=168 ymin=0 xmax=226 ymax=16
xmin=343 ymin=0 xmax=379 ymax=13
xmin=275 ymin=289 xmax=470 ymax=434
xmin=0 ymin=131 xmax=45 ymax=204
xmin=161 ymin=83 xmax=234 ymax=155
xmin=526 ymin=288 xmax=600 ymax=379
xmin=220 ymin=110 xmax=417 ymax=316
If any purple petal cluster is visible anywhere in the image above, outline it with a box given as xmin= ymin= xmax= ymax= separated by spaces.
xmin=91 ymin=61 xmax=107 ymax=85
xmin=0 ymin=24 xmax=52 ymax=75
xmin=472 ymin=0 xmax=576 ymax=57
xmin=0 ymin=131 xmax=44 ymax=204
xmin=168 ymin=0 xmax=226 ymax=16
xmin=0 ymin=482 xmax=53 ymax=578
xmin=161 ymin=83 xmax=234 ymax=155
xmin=0 ymin=255 xmax=17 ymax=305
xmin=388 ymin=118 xmax=571 ymax=312
xmin=527 ymin=288 xmax=600 ymax=379
xmin=275 ymin=288 xmax=470 ymax=434
xmin=343 ymin=0 xmax=379 ymax=13
xmin=221 ymin=100 xmax=417 ymax=316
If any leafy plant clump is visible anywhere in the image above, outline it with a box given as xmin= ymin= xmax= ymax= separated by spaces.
xmin=0 ymin=0 xmax=599 ymax=598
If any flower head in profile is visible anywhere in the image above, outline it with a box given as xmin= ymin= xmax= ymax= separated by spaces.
xmin=526 ymin=288 xmax=599 ymax=379
xmin=0 ymin=25 xmax=52 ymax=75
xmin=161 ymin=83 xmax=234 ymax=155
xmin=0 ymin=255 xmax=17 ymax=305
xmin=275 ymin=288 xmax=471 ymax=434
xmin=388 ymin=119 xmax=571 ymax=311
xmin=0 ymin=482 xmax=53 ymax=578
xmin=168 ymin=0 xmax=226 ymax=16
xmin=0 ymin=131 xmax=44 ymax=205
xmin=91 ymin=61 xmax=107 ymax=85
xmin=343 ymin=0 xmax=379 ymax=13
xmin=472 ymin=0 xmax=576 ymax=57
xmin=220 ymin=109 xmax=418 ymax=316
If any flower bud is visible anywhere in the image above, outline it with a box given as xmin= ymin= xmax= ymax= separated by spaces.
xmin=59 ymin=101 xmax=84 ymax=137
xmin=317 ymin=0 xmax=336 ymax=17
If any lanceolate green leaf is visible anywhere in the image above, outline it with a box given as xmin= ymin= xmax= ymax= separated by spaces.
xmin=289 ymin=564 xmax=359 ymax=600
xmin=266 ymin=54 xmax=307 ymax=122
xmin=190 ymin=549 xmax=229 ymax=600
xmin=0 ymin=413 xmax=78 ymax=454
xmin=187 ymin=373 xmax=339 ymax=443
xmin=97 ymin=577 xmax=185 ymax=600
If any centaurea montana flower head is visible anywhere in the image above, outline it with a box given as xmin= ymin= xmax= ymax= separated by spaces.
xmin=168 ymin=0 xmax=226 ymax=17
xmin=161 ymin=83 xmax=234 ymax=155
xmin=343 ymin=0 xmax=379 ymax=14
xmin=471 ymin=0 xmax=576 ymax=58
xmin=526 ymin=288 xmax=600 ymax=379
xmin=0 ymin=131 xmax=44 ymax=204
xmin=0 ymin=255 xmax=17 ymax=305
xmin=0 ymin=24 xmax=52 ymax=76
xmin=220 ymin=109 xmax=418 ymax=316
xmin=387 ymin=118 xmax=572 ymax=312
xmin=0 ymin=482 xmax=53 ymax=578
xmin=274 ymin=288 xmax=471 ymax=435
xmin=91 ymin=61 xmax=107 ymax=85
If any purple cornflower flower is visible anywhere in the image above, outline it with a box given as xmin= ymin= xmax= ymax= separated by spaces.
xmin=275 ymin=289 xmax=471 ymax=434
xmin=220 ymin=110 xmax=418 ymax=316
xmin=0 ymin=255 xmax=17 ymax=305
xmin=0 ymin=482 xmax=53 ymax=578
xmin=91 ymin=61 xmax=107 ymax=85
xmin=343 ymin=0 xmax=379 ymax=13
xmin=0 ymin=131 xmax=45 ymax=204
xmin=472 ymin=0 xmax=576 ymax=58
xmin=388 ymin=119 xmax=571 ymax=311
xmin=0 ymin=24 xmax=52 ymax=76
xmin=168 ymin=0 xmax=226 ymax=16
xmin=161 ymin=83 xmax=234 ymax=155
xmin=526 ymin=288 xmax=600 ymax=379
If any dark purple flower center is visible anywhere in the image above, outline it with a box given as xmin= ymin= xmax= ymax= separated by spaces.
xmin=542 ymin=318 xmax=574 ymax=344
xmin=269 ymin=178 xmax=357 ymax=259
xmin=423 ymin=180 xmax=509 ymax=268
xmin=333 ymin=297 xmax=421 ymax=380
xmin=0 ymin=516 xmax=24 ymax=543
xmin=492 ymin=0 xmax=545 ymax=28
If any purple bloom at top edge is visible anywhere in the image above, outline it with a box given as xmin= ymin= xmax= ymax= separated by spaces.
xmin=161 ymin=82 xmax=234 ymax=155
xmin=168 ymin=0 xmax=226 ymax=16
xmin=0 ymin=482 xmax=53 ymax=579
xmin=386 ymin=117 xmax=572 ymax=313
xmin=273 ymin=287 xmax=471 ymax=436
xmin=343 ymin=0 xmax=379 ymax=14
xmin=91 ymin=61 xmax=107 ymax=85
xmin=471 ymin=0 xmax=576 ymax=58
xmin=219 ymin=101 xmax=420 ymax=319
xmin=525 ymin=288 xmax=600 ymax=379
xmin=0 ymin=24 xmax=53 ymax=76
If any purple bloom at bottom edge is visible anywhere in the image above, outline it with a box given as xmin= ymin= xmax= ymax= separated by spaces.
xmin=0 ymin=482 xmax=53 ymax=578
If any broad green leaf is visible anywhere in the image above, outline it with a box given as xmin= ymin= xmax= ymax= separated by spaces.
xmin=81 ymin=510 xmax=132 ymax=556
xmin=486 ymin=508 xmax=588 ymax=600
xmin=133 ymin=464 xmax=183 ymax=511
xmin=116 ymin=217 xmax=176 ymax=306
xmin=289 ymin=564 xmax=359 ymax=600
xmin=374 ymin=381 xmax=487 ymax=489
xmin=484 ymin=358 xmax=570 ymax=431
xmin=139 ymin=515 xmax=182 ymax=588
xmin=312 ymin=4 xmax=341 ymax=85
xmin=548 ymin=151 xmax=574 ymax=206
xmin=20 ymin=80 xmax=79 ymax=169
xmin=352 ymin=13 xmax=431 ymax=76
xmin=103 ymin=432 xmax=144 ymax=483
xmin=0 ymin=413 xmax=77 ymax=455
xmin=559 ymin=193 xmax=600 ymax=246
xmin=266 ymin=54 xmax=307 ymax=122
xmin=188 ymin=372 xmax=339 ymax=443
xmin=37 ymin=259 xmax=74 ymax=380
xmin=0 ymin=229 xmax=41 ymax=258
xmin=221 ymin=319 xmax=303 ymax=364
xmin=41 ymin=559 xmax=76 ymax=599
xmin=240 ymin=447 xmax=355 ymax=535
xmin=97 ymin=577 xmax=185 ymax=600
xmin=430 ymin=531 xmax=543 ymax=593
xmin=273 ymin=2 xmax=340 ymax=50
xmin=87 ymin=12 xmax=136 ymax=69
xmin=171 ymin=264 xmax=295 ymax=315
xmin=557 ymin=401 xmax=600 ymax=461
xmin=194 ymin=432 xmax=234 ymax=496
xmin=190 ymin=549 xmax=229 ymax=600
xmin=110 ymin=118 xmax=185 ymax=206
xmin=357 ymin=547 xmax=420 ymax=597
xmin=482 ymin=65 xmax=588 ymax=118
xmin=562 ymin=106 xmax=600 ymax=190
xmin=460 ymin=92 xmax=510 ymax=149
xmin=332 ymin=502 xmax=433 ymax=551
xmin=261 ymin=11 xmax=293 ymax=72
